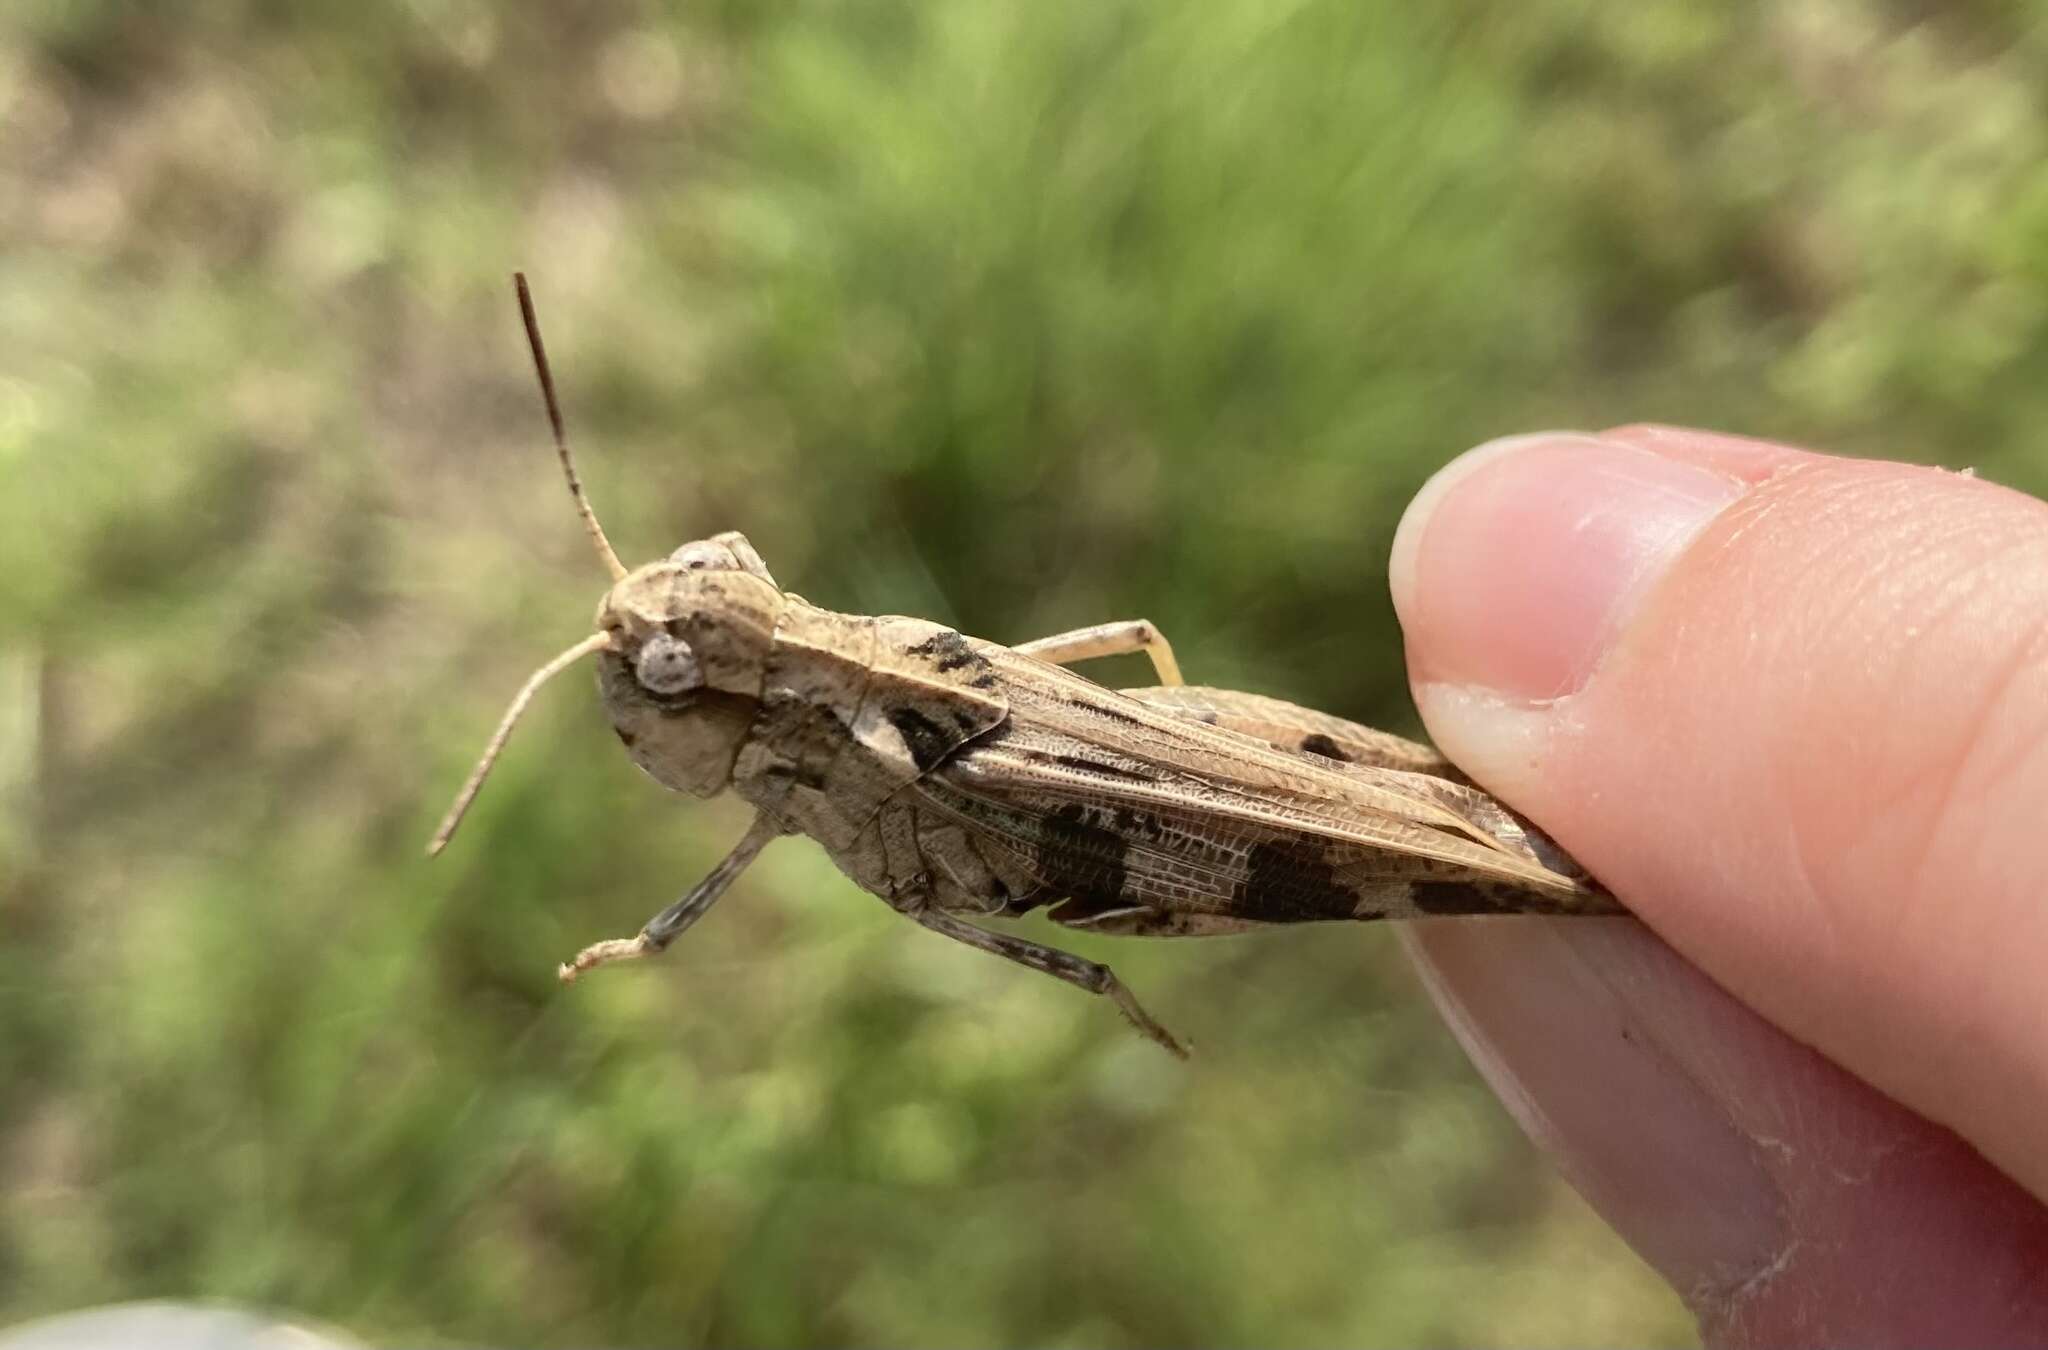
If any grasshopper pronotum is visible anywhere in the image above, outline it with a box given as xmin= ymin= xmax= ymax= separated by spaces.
xmin=429 ymin=275 xmax=1620 ymax=1056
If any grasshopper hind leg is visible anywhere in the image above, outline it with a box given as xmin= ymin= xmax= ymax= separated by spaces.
xmin=1015 ymin=620 xmax=1183 ymax=687
xmin=905 ymin=902 xmax=1190 ymax=1058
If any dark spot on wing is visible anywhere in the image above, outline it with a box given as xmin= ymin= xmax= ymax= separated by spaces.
xmin=1111 ymin=806 xmax=1164 ymax=839
xmin=908 ymin=629 xmax=969 ymax=667
xmin=1029 ymin=803 xmax=1129 ymax=913
xmin=1235 ymin=839 xmax=1361 ymax=921
xmin=1299 ymin=733 xmax=1352 ymax=763
xmin=1410 ymin=881 xmax=1509 ymax=915
xmin=887 ymin=706 xmax=956 ymax=773
xmin=1050 ymin=754 xmax=1156 ymax=784
xmin=909 ymin=629 xmax=1000 ymax=688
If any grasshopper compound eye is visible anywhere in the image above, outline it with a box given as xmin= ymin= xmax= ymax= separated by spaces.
xmin=670 ymin=540 xmax=739 ymax=571
xmin=633 ymin=632 xmax=701 ymax=695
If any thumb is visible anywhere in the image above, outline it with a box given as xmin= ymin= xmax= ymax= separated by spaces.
xmin=1389 ymin=427 xmax=2048 ymax=1343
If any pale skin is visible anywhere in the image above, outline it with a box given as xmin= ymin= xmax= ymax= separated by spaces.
xmin=1391 ymin=424 xmax=2048 ymax=1345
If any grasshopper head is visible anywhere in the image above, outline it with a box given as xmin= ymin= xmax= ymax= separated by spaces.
xmin=593 ymin=547 xmax=782 ymax=797
xmin=427 ymin=278 xmax=791 ymax=856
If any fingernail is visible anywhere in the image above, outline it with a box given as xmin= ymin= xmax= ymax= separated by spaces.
xmin=1400 ymin=920 xmax=1789 ymax=1301
xmin=1390 ymin=433 xmax=1747 ymax=702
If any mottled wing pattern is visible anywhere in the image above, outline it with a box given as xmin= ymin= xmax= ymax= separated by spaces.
xmin=910 ymin=650 xmax=1618 ymax=933
xmin=1120 ymin=684 xmax=1454 ymax=776
xmin=1122 ymin=683 xmax=1606 ymax=893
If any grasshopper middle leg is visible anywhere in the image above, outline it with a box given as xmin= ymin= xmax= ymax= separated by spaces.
xmin=904 ymin=902 xmax=1190 ymax=1058
xmin=559 ymin=812 xmax=784 ymax=981
xmin=1015 ymin=619 xmax=1183 ymax=686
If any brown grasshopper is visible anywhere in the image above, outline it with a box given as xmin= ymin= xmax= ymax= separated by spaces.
xmin=428 ymin=275 xmax=1621 ymax=1057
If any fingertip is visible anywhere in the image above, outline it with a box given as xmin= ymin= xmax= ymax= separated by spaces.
xmin=1388 ymin=431 xmax=1602 ymax=636
xmin=1393 ymin=430 xmax=2048 ymax=1210
xmin=1392 ymin=431 xmax=1746 ymax=703
xmin=1597 ymin=423 xmax=1817 ymax=481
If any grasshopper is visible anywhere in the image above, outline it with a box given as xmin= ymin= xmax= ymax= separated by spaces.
xmin=429 ymin=275 xmax=1621 ymax=1057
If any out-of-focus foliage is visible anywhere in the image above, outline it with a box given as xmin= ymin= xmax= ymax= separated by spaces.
xmin=3 ymin=0 xmax=2044 ymax=1344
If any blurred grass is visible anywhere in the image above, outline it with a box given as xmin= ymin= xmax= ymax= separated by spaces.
xmin=2 ymin=0 xmax=2045 ymax=1344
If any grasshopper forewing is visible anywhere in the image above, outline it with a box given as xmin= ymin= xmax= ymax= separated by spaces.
xmin=429 ymin=275 xmax=1622 ymax=1058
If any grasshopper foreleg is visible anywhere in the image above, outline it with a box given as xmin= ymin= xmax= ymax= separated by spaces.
xmin=559 ymin=812 xmax=784 ymax=982
xmin=904 ymin=902 xmax=1190 ymax=1058
xmin=1015 ymin=620 xmax=1184 ymax=687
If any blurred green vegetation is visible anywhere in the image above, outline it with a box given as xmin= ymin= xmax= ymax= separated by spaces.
xmin=3 ymin=0 xmax=2045 ymax=1344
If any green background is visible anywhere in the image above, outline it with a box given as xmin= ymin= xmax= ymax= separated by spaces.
xmin=5 ymin=1 xmax=2045 ymax=1344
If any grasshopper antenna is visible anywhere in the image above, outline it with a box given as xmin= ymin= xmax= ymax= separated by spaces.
xmin=426 ymin=277 xmax=626 ymax=857
xmin=427 ymin=631 xmax=612 ymax=856
xmin=516 ymin=272 xmax=628 ymax=582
